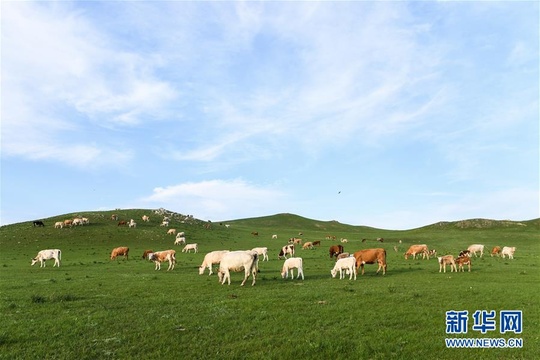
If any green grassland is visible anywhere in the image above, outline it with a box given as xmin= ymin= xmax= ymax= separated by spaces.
xmin=0 ymin=209 xmax=538 ymax=359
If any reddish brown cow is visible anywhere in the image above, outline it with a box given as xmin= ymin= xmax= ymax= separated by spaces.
xmin=491 ymin=246 xmax=501 ymax=257
xmin=353 ymin=248 xmax=387 ymax=275
xmin=118 ymin=221 xmax=127 ymax=226
xmin=312 ymin=241 xmax=321 ymax=247
xmin=404 ymin=244 xmax=429 ymax=259
xmin=329 ymin=245 xmax=344 ymax=258
xmin=110 ymin=247 xmax=129 ymax=260
xmin=455 ymin=256 xmax=471 ymax=272
xmin=142 ymin=249 xmax=153 ymax=260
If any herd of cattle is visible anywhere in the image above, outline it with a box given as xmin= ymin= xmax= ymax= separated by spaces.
xmin=29 ymin=215 xmax=517 ymax=286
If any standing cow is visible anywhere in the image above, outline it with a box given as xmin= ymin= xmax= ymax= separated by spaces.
xmin=31 ymin=249 xmax=61 ymax=267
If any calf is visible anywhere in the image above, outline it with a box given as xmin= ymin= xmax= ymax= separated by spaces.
xmin=167 ymin=229 xmax=177 ymax=235
xmin=455 ymin=256 xmax=471 ymax=272
xmin=437 ymin=255 xmax=457 ymax=273
xmin=329 ymin=245 xmax=344 ymax=258
xmin=31 ymin=249 xmax=61 ymax=267
xmin=149 ymin=250 xmax=176 ymax=271
xmin=281 ymin=257 xmax=304 ymax=280
xmin=142 ymin=249 xmax=154 ymax=260
xmin=110 ymin=247 xmax=129 ymax=260
xmin=302 ymin=242 xmax=313 ymax=250
xmin=182 ymin=243 xmax=198 ymax=253
xmin=54 ymin=222 xmax=63 ymax=229
xmin=217 ymin=251 xmax=259 ymax=286
xmin=467 ymin=244 xmax=485 ymax=257
xmin=459 ymin=250 xmax=471 ymax=257
xmin=174 ymin=237 xmax=186 ymax=245
xmin=331 ymin=256 xmax=356 ymax=280
xmin=491 ymin=246 xmax=501 ymax=257
xmin=353 ymin=248 xmax=387 ymax=275
xmin=199 ymin=250 xmax=230 ymax=275
xmin=501 ymin=246 xmax=516 ymax=259
xmin=251 ymin=247 xmax=269 ymax=261
xmin=312 ymin=241 xmax=321 ymax=247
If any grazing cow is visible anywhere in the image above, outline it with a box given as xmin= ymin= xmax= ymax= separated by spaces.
xmin=142 ymin=215 xmax=150 ymax=222
xmin=149 ymin=250 xmax=176 ymax=271
xmin=128 ymin=219 xmax=137 ymax=228
xmin=225 ymin=224 xmax=230 ymax=228
xmin=289 ymin=237 xmax=302 ymax=244
xmin=217 ymin=251 xmax=259 ymax=286
xmin=72 ymin=218 xmax=83 ymax=226
xmin=31 ymin=249 xmax=61 ymax=267
xmin=110 ymin=247 xmax=129 ymax=260
xmin=174 ymin=237 xmax=186 ymax=245
xmin=336 ymin=252 xmax=350 ymax=260
xmin=81 ymin=217 xmax=89 ymax=225
xmin=272 ymin=234 xmax=278 ymax=239
xmin=63 ymin=219 xmax=73 ymax=227
xmin=281 ymin=257 xmax=304 ymax=280
xmin=182 ymin=243 xmax=198 ymax=253
xmin=251 ymin=231 xmax=259 ymax=236
xmin=331 ymin=256 xmax=356 ymax=280
xmin=437 ymin=255 xmax=457 ymax=273
xmin=33 ymin=220 xmax=45 ymax=227
xmin=377 ymin=237 xmax=384 ymax=243
xmin=54 ymin=222 xmax=64 ymax=229
xmin=459 ymin=250 xmax=471 ymax=257
xmin=176 ymin=232 xmax=185 ymax=238
xmin=428 ymin=249 xmax=437 ymax=257
xmin=160 ymin=220 xmax=169 ymax=227
xmin=312 ymin=240 xmax=321 ymax=247
xmin=142 ymin=249 xmax=154 ymax=260
xmin=167 ymin=229 xmax=177 ymax=235
xmin=491 ymin=246 xmax=501 ymax=257
xmin=404 ymin=244 xmax=429 ymax=259
xmin=455 ymin=256 xmax=472 ymax=272
xmin=329 ymin=245 xmax=344 ymax=258
xmin=199 ymin=250 xmax=230 ymax=275
xmin=501 ymin=246 xmax=516 ymax=259
xmin=467 ymin=244 xmax=485 ymax=257
xmin=340 ymin=238 xmax=348 ymax=243
xmin=117 ymin=221 xmax=127 ymax=226
xmin=251 ymin=247 xmax=269 ymax=261
xmin=302 ymin=242 xmax=313 ymax=250
xmin=353 ymin=248 xmax=387 ymax=275
xmin=278 ymin=244 xmax=295 ymax=259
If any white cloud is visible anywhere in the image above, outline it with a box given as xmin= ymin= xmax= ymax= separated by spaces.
xmin=138 ymin=179 xmax=286 ymax=221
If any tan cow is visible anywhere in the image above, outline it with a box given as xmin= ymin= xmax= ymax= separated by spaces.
xmin=167 ymin=228 xmax=177 ymax=235
xmin=302 ymin=242 xmax=313 ymax=250
xmin=467 ymin=244 xmax=485 ymax=257
xmin=63 ymin=219 xmax=73 ymax=228
xmin=455 ymin=256 xmax=471 ymax=272
xmin=353 ymin=248 xmax=387 ymax=275
xmin=149 ymin=250 xmax=176 ymax=271
xmin=142 ymin=215 xmax=150 ymax=222
xmin=110 ymin=247 xmax=129 ymax=260
xmin=501 ymin=246 xmax=516 ymax=259
xmin=404 ymin=244 xmax=429 ymax=259
xmin=491 ymin=246 xmax=501 ymax=257
xmin=437 ymin=255 xmax=457 ymax=273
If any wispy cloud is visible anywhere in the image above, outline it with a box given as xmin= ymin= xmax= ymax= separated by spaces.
xmin=137 ymin=179 xmax=286 ymax=221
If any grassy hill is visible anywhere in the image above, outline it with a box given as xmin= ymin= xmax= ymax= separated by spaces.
xmin=0 ymin=209 xmax=538 ymax=359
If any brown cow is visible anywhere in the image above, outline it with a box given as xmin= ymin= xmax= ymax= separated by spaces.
xmin=149 ymin=250 xmax=176 ymax=271
xmin=251 ymin=231 xmax=259 ymax=236
xmin=329 ymin=245 xmax=344 ymax=258
xmin=455 ymin=256 xmax=471 ymax=272
xmin=353 ymin=248 xmax=387 ymax=275
xmin=110 ymin=247 xmax=129 ymax=260
xmin=312 ymin=241 xmax=321 ymax=247
xmin=142 ymin=249 xmax=153 ymax=260
xmin=404 ymin=244 xmax=429 ymax=259
xmin=118 ymin=221 xmax=127 ymax=226
xmin=491 ymin=246 xmax=501 ymax=257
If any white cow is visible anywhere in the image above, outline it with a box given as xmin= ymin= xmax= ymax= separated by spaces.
xmin=31 ymin=249 xmax=61 ymax=267
xmin=129 ymin=219 xmax=137 ymax=228
xmin=54 ymin=222 xmax=63 ymax=229
xmin=174 ymin=237 xmax=186 ymax=245
xmin=501 ymin=246 xmax=516 ymax=259
xmin=467 ymin=244 xmax=485 ymax=257
xmin=182 ymin=243 xmax=198 ymax=253
xmin=217 ymin=251 xmax=259 ymax=286
xmin=198 ymin=250 xmax=230 ymax=275
xmin=272 ymin=234 xmax=278 ymax=239
xmin=281 ymin=257 xmax=304 ymax=280
xmin=176 ymin=232 xmax=185 ymax=238
xmin=251 ymin=247 xmax=269 ymax=261
xmin=331 ymin=256 xmax=356 ymax=280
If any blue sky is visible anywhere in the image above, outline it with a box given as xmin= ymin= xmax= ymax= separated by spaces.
xmin=1 ymin=1 xmax=538 ymax=230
